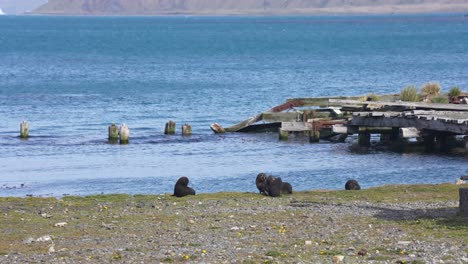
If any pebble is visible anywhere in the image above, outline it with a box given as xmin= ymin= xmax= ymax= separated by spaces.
xmin=2 ymin=193 xmax=464 ymax=263
xmin=36 ymin=235 xmax=52 ymax=242
xmin=54 ymin=222 xmax=67 ymax=227
xmin=332 ymin=255 xmax=344 ymax=263
xmin=22 ymin=237 xmax=35 ymax=244
xmin=41 ymin=213 xmax=53 ymax=218
xmin=398 ymin=241 xmax=411 ymax=246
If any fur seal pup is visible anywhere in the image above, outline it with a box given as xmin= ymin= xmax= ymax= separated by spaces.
xmin=173 ymin=176 xmax=196 ymax=197
xmin=256 ymin=173 xmax=268 ymax=195
xmin=345 ymin=179 xmax=361 ymax=190
xmin=266 ymin=175 xmax=283 ymax=197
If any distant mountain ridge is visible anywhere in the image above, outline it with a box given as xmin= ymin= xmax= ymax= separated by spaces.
xmin=33 ymin=0 xmax=468 ymax=15
xmin=0 ymin=0 xmax=46 ymax=14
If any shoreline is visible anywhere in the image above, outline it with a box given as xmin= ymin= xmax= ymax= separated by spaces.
xmin=27 ymin=5 xmax=468 ymax=16
xmin=1 ymin=183 xmax=466 ymax=263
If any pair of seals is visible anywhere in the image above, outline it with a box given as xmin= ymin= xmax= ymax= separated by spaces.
xmin=173 ymin=176 xmax=196 ymax=197
xmin=256 ymin=173 xmax=293 ymax=197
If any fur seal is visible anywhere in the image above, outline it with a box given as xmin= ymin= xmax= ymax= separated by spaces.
xmin=256 ymin=173 xmax=268 ymax=195
xmin=173 ymin=176 xmax=196 ymax=197
xmin=345 ymin=179 xmax=361 ymax=190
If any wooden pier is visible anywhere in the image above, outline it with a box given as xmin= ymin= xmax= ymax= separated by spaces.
xmin=215 ymin=95 xmax=468 ymax=152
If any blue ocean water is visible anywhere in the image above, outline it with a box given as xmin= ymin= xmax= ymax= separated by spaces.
xmin=0 ymin=14 xmax=467 ymax=197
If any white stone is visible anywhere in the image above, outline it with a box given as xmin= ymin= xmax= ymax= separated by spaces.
xmin=41 ymin=213 xmax=52 ymax=218
xmin=397 ymin=241 xmax=411 ymax=246
xmin=36 ymin=235 xmax=52 ymax=242
xmin=332 ymin=255 xmax=344 ymax=263
xmin=54 ymin=222 xmax=67 ymax=227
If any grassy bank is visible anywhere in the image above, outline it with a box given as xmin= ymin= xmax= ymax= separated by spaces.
xmin=1 ymin=184 xmax=467 ymax=263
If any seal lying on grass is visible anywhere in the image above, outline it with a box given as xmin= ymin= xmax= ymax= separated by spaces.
xmin=281 ymin=182 xmax=293 ymax=194
xmin=345 ymin=179 xmax=361 ymax=190
xmin=266 ymin=175 xmax=283 ymax=197
xmin=173 ymin=176 xmax=196 ymax=197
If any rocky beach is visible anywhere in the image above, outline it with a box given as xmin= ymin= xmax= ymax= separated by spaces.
xmin=1 ymin=184 xmax=467 ymax=263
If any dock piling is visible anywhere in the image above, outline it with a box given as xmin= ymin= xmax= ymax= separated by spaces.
xmin=119 ymin=123 xmax=129 ymax=144
xmin=108 ymin=124 xmax=119 ymax=142
xmin=165 ymin=121 xmax=176 ymax=135
xmin=358 ymin=131 xmax=371 ymax=147
xmin=279 ymin=128 xmax=288 ymax=141
xmin=20 ymin=121 xmax=29 ymax=139
xmin=182 ymin=124 xmax=192 ymax=136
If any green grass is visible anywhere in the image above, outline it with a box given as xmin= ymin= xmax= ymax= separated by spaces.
xmin=448 ymin=86 xmax=461 ymax=97
xmin=400 ymin=86 xmax=420 ymax=102
xmin=431 ymin=96 xmax=449 ymax=104
xmin=0 ymin=184 xmax=465 ymax=263
xmin=292 ymin=183 xmax=459 ymax=204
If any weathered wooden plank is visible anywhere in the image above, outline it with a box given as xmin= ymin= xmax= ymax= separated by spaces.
xmin=262 ymin=112 xmax=301 ymax=122
xmin=287 ymin=96 xmax=362 ymax=107
xmin=400 ymin=127 xmax=420 ymax=138
xmin=262 ymin=111 xmax=331 ymax=122
xmin=332 ymin=125 xmax=348 ymax=134
xmin=224 ymin=100 xmax=305 ymax=132
xmin=358 ymin=127 xmax=394 ymax=134
xmin=224 ymin=113 xmax=263 ymax=132
xmin=281 ymin=122 xmax=313 ymax=132
xmin=353 ymin=112 xmax=401 ymax=117
xmin=237 ymin=123 xmax=280 ymax=133
xmin=349 ymin=116 xmax=468 ymax=134
xmin=329 ymin=99 xmax=468 ymax=111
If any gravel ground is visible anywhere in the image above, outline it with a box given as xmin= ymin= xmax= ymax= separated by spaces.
xmin=0 ymin=184 xmax=467 ymax=263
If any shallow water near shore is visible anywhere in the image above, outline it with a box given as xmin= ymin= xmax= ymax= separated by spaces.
xmin=0 ymin=14 xmax=467 ymax=197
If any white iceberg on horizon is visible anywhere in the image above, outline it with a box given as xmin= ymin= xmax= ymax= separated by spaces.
xmin=0 ymin=8 xmax=5 ymax=15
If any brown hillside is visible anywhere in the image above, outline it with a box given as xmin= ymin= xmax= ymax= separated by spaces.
xmin=33 ymin=0 xmax=468 ymax=15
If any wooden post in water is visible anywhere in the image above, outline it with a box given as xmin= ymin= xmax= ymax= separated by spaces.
xmin=20 ymin=121 xmax=29 ymax=139
xmin=308 ymin=130 xmax=320 ymax=143
xmin=165 ymin=121 xmax=176 ymax=135
xmin=423 ymin=134 xmax=435 ymax=152
xmin=119 ymin=123 xmax=129 ymax=144
xmin=464 ymin=136 xmax=468 ymax=151
xmin=279 ymin=128 xmax=288 ymax=141
xmin=182 ymin=124 xmax=192 ymax=136
xmin=358 ymin=128 xmax=371 ymax=147
xmin=308 ymin=121 xmax=320 ymax=143
xmin=460 ymin=188 xmax=468 ymax=218
xmin=108 ymin=124 xmax=119 ymax=142
xmin=435 ymin=133 xmax=449 ymax=152
xmin=380 ymin=134 xmax=392 ymax=143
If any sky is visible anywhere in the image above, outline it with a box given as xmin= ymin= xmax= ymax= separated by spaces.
xmin=0 ymin=0 xmax=47 ymax=14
